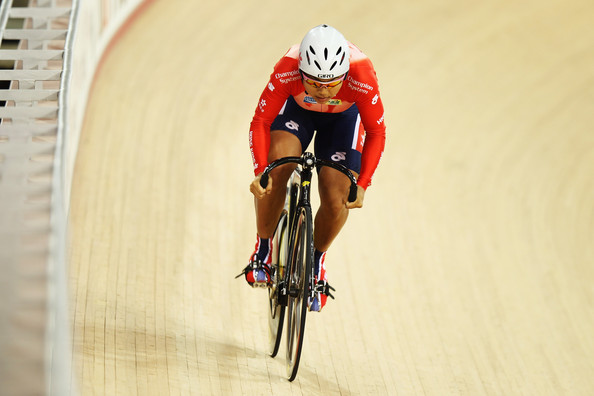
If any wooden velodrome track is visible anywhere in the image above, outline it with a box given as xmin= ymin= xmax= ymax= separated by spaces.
xmin=68 ymin=0 xmax=594 ymax=395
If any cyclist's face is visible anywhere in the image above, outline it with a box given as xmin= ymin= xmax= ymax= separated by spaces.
xmin=301 ymin=73 xmax=345 ymax=104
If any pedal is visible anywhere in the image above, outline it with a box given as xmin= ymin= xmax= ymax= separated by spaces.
xmin=313 ymin=280 xmax=335 ymax=300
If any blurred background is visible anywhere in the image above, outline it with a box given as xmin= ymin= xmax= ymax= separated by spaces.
xmin=1 ymin=0 xmax=593 ymax=394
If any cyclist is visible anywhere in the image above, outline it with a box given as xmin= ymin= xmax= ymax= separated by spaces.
xmin=239 ymin=24 xmax=386 ymax=311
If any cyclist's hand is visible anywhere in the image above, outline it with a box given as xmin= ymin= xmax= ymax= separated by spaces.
xmin=345 ymin=185 xmax=365 ymax=209
xmin=250 ymin=174 xmax=273 ymax=199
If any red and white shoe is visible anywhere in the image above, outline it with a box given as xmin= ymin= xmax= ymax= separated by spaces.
xmin=241 ymin=254 xmax=272 ymax=288
xmin=235 ymin=237 xmax=273 ymax=288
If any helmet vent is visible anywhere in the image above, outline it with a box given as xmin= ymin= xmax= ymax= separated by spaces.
xmin=299 ymin=25 xmax=350 ymax=78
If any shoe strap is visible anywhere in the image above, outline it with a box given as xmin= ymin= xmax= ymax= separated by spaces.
xmin=235 ymin=255 xmax=272 ymax=279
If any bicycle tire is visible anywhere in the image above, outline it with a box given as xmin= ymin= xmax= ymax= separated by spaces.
xmin=268 ymin=210 xmax=288 ymax=357
xmin=268 ymin=172 xmax=300 ymax=358
xmin=286 ymin=205 xmax=313 ymax=381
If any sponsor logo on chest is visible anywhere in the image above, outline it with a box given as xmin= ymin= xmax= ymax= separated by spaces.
xmin=303 ymin=96 xmax=342 ymax=106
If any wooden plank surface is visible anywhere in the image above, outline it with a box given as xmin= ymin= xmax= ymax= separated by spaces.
xmin=68 ymin=0 xmax=594 ymax=394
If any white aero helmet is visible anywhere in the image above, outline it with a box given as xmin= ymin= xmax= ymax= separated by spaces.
xmin=299 ymin=24 xmax=350 ymax=79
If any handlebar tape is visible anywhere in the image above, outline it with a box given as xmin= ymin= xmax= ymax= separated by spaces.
xmin=259 ymin=173 xmax=269 ymax=189
xmin=348 ymin=184 xmax=358 ymax=203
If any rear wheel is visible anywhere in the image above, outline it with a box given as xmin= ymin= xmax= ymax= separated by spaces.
xmin=286 ymin=206 xmax=313 ymax=381
xmin=268 ymin=211 xmax=288 ymax=357
xmin=268 ymin=172 xmax=300 ymax=357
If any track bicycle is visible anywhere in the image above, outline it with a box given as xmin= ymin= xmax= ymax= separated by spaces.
xmin=262 ymin=152 xmax=357 ymax=381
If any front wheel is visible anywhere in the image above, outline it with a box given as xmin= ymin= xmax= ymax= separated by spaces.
xmin=286 ymin=206 xmax=313 ymax=381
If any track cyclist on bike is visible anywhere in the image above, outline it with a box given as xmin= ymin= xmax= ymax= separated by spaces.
xmin=239 ymin=24 xmax=386 ymax=312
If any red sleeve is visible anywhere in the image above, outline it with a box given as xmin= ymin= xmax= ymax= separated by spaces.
xmin=249 ymin=49 xmax=301 ymax=175
xmin=347 ymin=56 xmax=386 ymax=189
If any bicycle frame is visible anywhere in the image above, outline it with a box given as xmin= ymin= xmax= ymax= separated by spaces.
xmin=262 ymin=151 xmax=358 ymax=292
xmin=260 ymin=152 xmax=358 ymax=292
xmin=261 ymin=152 xmax=358 ymax=380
